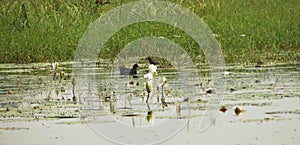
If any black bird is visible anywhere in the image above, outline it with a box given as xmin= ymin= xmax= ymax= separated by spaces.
xmin=119 ymin=63 xmax=139 ymax=77
xmin=146 ymin=57 xmax=159 ymax=65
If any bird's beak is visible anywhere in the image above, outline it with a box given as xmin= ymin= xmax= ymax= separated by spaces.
xmin=153 ymin=71 xmax=158 ymax=76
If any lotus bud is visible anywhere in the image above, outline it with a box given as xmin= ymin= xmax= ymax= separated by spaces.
xmin=146 ymin=80 xmax=152 ymax=93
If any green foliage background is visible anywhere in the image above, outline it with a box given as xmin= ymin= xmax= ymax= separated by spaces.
xmin=0 ymin=0 xmax=299 ymax=64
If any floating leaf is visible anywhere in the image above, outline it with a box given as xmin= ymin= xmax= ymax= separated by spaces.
xmin=219 ymin=106 xmax=227 ymax=113
xmin=162 ymin=102 xmax=168 ymax=109
xmin=8 ymin=89 xmax=14 ymax=95
xmin=122 ymin=113 xmax=141 ymax=117
xmin=235 ymin=106 xmax=245 ymax=116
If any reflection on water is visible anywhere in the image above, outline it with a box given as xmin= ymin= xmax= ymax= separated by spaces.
xmin=77 ymin=60 xmax=203 ymax=129
xmin=0 ymin=62 xmax=299 ymax=131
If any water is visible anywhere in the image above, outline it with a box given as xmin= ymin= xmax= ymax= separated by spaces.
xmin=0 ymin=61 xmax=299 ymax=145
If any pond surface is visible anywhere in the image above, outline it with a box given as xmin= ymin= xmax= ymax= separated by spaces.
xmin=0 ymin=61 xmax=299 ymax=145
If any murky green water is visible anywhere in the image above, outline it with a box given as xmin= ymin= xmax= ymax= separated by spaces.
xmin=0 ymin=61 xmax=299 ymax=145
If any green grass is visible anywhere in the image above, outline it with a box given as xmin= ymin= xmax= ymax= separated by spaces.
xmin=0 ymin=0 xmax=299 ymax=64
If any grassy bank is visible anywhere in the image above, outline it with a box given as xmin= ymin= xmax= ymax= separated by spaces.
xmin=0 ymin=0 xmax=299 ymax=64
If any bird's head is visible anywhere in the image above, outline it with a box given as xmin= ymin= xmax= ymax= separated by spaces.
xmin=132 ymin=63 xmax=139 ymax=69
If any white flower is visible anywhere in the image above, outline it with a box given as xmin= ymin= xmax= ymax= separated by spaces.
xmin=148 ymin=64 xmax=157 ymax=73
xmin=144 ymin=72 xmax=153 ymax=80
xmin=223 ymin=71 xmax=230 ymax=76
xmin=149 ymin=64 xmax=158 ymax=75
xmin=144 ymin=64 xmax=158 ymax=80
xmin=52 ymin=62 xmax=59 ymax=71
